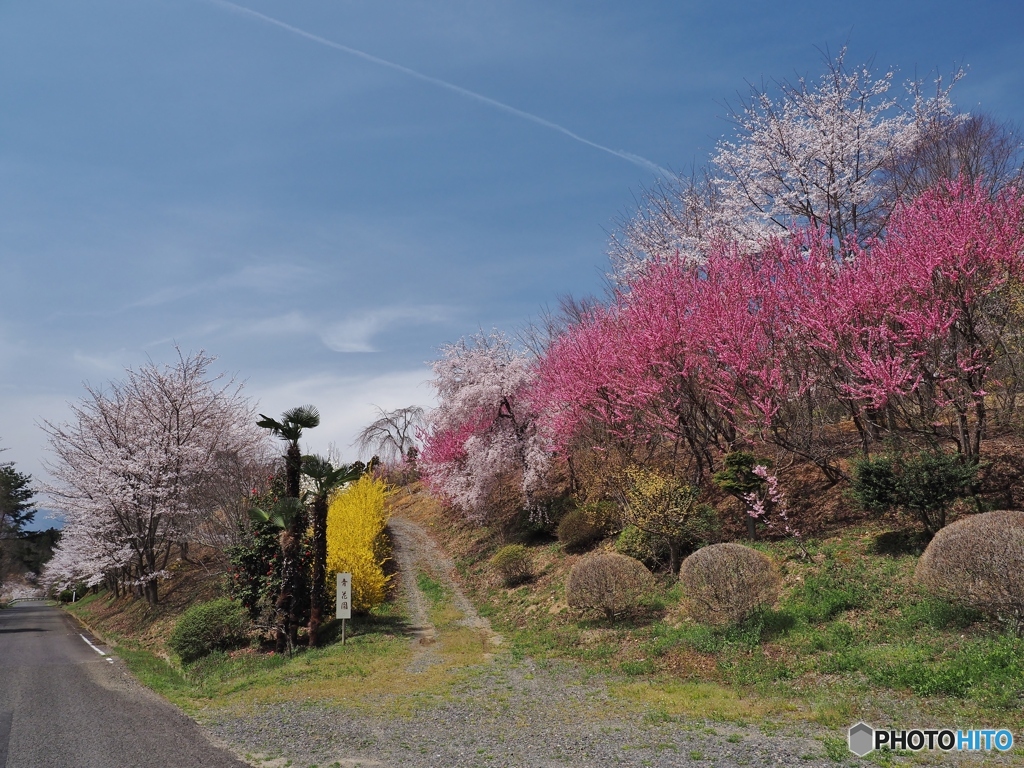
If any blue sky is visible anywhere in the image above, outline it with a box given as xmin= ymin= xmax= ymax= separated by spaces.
xmin=2 ymin=1 xmax=1022 ymax=527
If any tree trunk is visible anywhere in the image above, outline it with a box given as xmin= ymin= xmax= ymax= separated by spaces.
xmin=667 ymin=540 xmax=680 ymax=575
xmin=286 ymin=444 xmax=302 ymax=499
xmin=307 ymin=496 xmax=329 ymax=648
xmin=275 ymin=530 xmax=298 ymax=654
xmin=276 ymin=441 xmax=307 ymax=652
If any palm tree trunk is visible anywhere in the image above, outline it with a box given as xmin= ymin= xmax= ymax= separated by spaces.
xmin=286 ymin=444 xmax=302 ymax=498
xmin=275 ymin=530 xmax=296 ymax=653
xmin=307 ymin=495 xmax=329 ymax=647
xmin=277 ymin=441 xmax=306 ymax=651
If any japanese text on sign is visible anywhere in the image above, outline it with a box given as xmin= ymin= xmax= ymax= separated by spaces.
xmin=336 ymin=572 xmax=352 ymax=620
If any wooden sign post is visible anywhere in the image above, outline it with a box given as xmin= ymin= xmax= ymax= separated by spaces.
xmin=336 ymin=572 xmax=352 ymax=644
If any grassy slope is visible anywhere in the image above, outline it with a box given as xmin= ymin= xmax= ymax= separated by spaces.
xmin=64 ymin=541 xmax=493 ymax=721
xmin=63 ymin=484 xmax=1024 ymax=768
xmin=396 ymin=486 xmax=1024 ymax=739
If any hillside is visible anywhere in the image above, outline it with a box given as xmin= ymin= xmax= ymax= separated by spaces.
xmin=59 ymin=471 xmax=1024 ymax=766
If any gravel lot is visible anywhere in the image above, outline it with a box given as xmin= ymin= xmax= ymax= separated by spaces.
xmin=198 ymin=514 xmax=995 ymax=767
xmin=202 ymin=659 xmax=842 ymax=768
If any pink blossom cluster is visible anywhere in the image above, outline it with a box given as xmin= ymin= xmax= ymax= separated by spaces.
xmin=533 ymin=179 xmax=1024 ymax=463
xmin=743 ymin=465 xmax=799 ymax=540
xmin=419 ymin=180 xmax=1023 ymax=528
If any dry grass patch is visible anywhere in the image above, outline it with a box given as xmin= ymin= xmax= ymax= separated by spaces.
xmin=610 ymin=680 xmax=787 ymax=722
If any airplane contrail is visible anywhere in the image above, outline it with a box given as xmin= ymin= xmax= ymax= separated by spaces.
xmin=205 ymin=0 xmax=673 ymax=178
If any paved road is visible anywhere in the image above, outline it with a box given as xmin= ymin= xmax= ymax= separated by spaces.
xmin=0 ymin=601 xmax=248 ymax=768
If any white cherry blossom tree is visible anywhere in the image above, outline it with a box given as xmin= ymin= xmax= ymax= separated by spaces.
xmin=611 ymin=48 xmax=963 ymax=274
xmin=41 ymin=350 xmax=267 ymax=604
xmin=419 ymin=332 xmax=549 ymax=523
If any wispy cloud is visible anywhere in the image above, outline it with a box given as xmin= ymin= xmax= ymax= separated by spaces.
xmin=241 ymin=311 xmax=312 ymax=337
xmin=128 ymin=262 xmax=316 ymax=311
xmin=71 ymin=349 xmax=130 ymax=373
xmin=205 ymin=0 xmax=673 ymax=178
xmin=320 ymin=306 xmax=453 ymax=353
xmin=215 ymin=305 xmax=453 ymax=353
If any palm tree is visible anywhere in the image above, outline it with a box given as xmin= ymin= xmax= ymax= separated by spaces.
xmin=302 ymin=455 xmax=362 ymax=647
xmin=257 ymin=405 xmax=321 ymax=498
xmin=256 ymin=405 xmax=320 ymax=651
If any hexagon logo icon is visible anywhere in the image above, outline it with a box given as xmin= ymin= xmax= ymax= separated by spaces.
xmin=848 ymin=722 xmax=875 ymax=756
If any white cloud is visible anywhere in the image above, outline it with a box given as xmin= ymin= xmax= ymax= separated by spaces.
xmin=251 ymin=368 xmax=435 ymax=462
xmin=6 ymin=366 xmax=437 ymax=512
xmin=320 ymin=305 xmax=453 ymax=353
xmin=71 ymin=348 xmax=130 ymax=373
xmin=0 ymin=393 xmax=77 ymax=494
xmin=127 ymin=261 xmax=317 ymax=311
xmin=242 ymin=311 xmax=312 ymax=336
xmin=207 ymin=305 xmax=453 ymax=353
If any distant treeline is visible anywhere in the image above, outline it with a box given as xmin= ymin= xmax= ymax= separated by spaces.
xmin=3 ymin=528 xmax=61 ymax=576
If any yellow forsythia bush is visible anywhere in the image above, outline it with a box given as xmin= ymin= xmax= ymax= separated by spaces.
xmin=326 ymin=474 xmax=392 ymax=611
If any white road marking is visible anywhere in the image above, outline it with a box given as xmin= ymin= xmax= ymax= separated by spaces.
xmin=79 ymin=633 xmax=115 ymax=661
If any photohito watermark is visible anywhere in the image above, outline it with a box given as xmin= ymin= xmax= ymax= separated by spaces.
xmin=848 ymin=722 xmax=1014 ymax=756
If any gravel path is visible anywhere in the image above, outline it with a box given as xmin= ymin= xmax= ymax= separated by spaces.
xmin=388 ymin=515 xmax=494 ymax=635
xmin=386 ymin=515 xmax=499 ymax=675
xmin=197 ymin=515 xmax=976 ymax=767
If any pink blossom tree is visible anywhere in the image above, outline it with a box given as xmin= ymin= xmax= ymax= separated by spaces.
xmin=419 ymin=332 xmax=549 ymax=523
xmin=537 ymin=178 xmax=1024 ymax=487
xmin=767 ymin=178 xmax=1024 ymax=459
xmin=534 ymin=246 xmax=799 ymax=481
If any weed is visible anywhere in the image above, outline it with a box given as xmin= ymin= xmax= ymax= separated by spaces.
xmin=821 ymin=736 xmax=848 ymax=762
xmin=867 ymin=633 xmax=1024 ymax=702
xmin=785 ymin=561 xmax=870 ymax=624
xmin=613 ymin=680 xmax=781 ymax=722
xmin=620 ymin=659 xmax=657 ymax=676
xmin=901 ymin=595 xmax=984 ymax=631
xmin=642 ymin=707 xmax=674 ymax=724
xmin=417 ymin=573 xmax=446 ymax=606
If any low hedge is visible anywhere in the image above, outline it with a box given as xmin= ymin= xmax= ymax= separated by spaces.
xmin=169 ymin=597 xmax=251 ymax=664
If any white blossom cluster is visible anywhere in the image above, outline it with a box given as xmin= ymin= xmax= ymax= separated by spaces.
xmin=40 ymin=351 xmax=267 ymax=599
xmin=0 ymin=576 xmax=44 ymax=602
xmin=421 ymin=332 xmax=549 ymax=522
xmin=610 ymin=48 xmax=962 ymax=276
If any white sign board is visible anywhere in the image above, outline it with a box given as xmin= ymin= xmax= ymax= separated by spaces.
xmin=336 ymin=572 xmax=352 ymax=620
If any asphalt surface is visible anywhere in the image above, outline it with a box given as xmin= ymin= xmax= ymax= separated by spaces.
xmin=0 ymin=600 xmax=247 ymax=768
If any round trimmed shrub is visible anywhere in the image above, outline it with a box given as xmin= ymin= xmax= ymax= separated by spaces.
xmin=914 ymin=510 xmax=1024 ymax=631
xmin=169 ymin=598 xmax=251 ymax=664
xmin=565 ymin=553 xmax=654 ymax=618
xmin=490 ymin=544 xmax=533 ymax=586
xmin=680 ymin=543 xmax=780 ymax=625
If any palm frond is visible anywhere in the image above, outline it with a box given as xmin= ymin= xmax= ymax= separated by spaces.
xmin=283 ymin=405 xmax=321 ymax=430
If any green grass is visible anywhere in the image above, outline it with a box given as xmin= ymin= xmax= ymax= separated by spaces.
xmin=417 ymin=572 xmax=446 ymax=607
xmin=821 ymin=736 xmax=848 ymax=762
xmin=472 ymin=524 xmax=1024 ymax=730
xmin=67 ymin=571 xmax=501 ymax=719
xmin=61 ymin=515 xmax=1024 ymax=740
xmin=92 ymin=601 xmax=419 ymax=712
